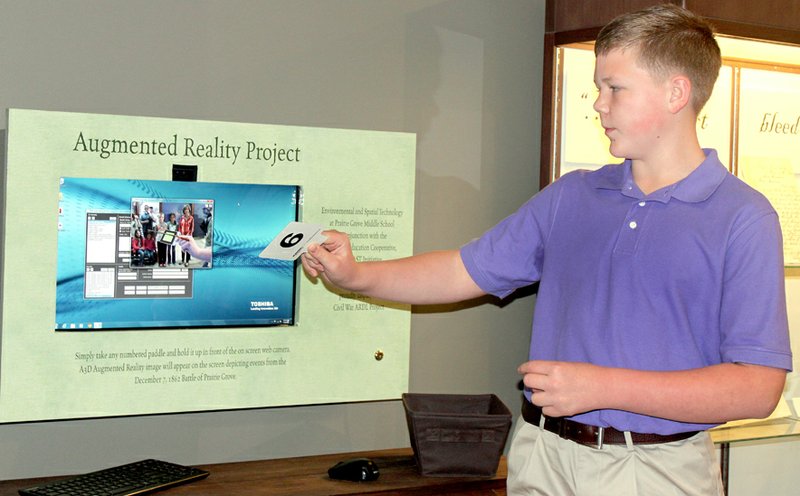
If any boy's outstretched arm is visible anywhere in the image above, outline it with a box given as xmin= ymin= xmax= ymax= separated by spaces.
xmin=301 ymin=230 xmax=485 ymax=305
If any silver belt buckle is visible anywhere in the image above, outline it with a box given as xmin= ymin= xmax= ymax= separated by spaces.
xmin=596 ymin=426 xmax=605 ymax=449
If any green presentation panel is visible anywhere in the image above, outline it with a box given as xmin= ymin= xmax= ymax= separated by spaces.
xmin=0 ymin=109 xmax=416 ymax=422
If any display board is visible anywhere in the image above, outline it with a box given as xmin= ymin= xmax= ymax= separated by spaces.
xmin=0 ymin=108 xmax=416 ymax=423
xmin=737 ymin=68 xmax=800 ymax=266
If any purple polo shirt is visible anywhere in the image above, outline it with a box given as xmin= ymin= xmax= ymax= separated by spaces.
xmin=461 ymin=149 xmax=792 ymax=434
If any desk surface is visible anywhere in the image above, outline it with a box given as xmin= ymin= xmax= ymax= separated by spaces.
xmin=710 ymin=417 xmax=800 ymax=444
xmin=5 ymin=419 xmax=799 ymax=495
xmin=0 ymin=448 xmax=507 ymax=496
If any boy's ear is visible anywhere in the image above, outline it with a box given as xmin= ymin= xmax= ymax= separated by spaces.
xmin=668 ymin=75 xmax=692 ymax=114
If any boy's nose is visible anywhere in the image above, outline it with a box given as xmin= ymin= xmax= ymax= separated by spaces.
xmin=593 ymin=94 xmax=607 ymax=114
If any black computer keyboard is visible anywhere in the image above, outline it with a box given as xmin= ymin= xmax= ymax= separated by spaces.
xmin=18 ymin=459 xmax=210 ymax=496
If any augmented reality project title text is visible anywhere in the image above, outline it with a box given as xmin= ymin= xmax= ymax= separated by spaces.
xmin=72 ymin=132 xmax=300 ymax=166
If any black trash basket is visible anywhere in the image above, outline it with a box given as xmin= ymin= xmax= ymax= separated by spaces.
xmin=402 ymin=393 xmax=512 ymax=477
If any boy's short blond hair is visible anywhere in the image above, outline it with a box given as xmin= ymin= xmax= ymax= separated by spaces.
xmin=594 ymin=4 xmax=721 ymax=114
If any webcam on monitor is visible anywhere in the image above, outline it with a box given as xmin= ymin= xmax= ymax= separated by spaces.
xmin=172 ymin=164 xmax=197 ymax=182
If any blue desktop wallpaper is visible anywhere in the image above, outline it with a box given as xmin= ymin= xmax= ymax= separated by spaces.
xmin=56 ymin=177 xmax=300 ymax=330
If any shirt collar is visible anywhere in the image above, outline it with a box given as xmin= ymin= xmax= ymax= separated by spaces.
xmin=587 ymin=149 xmax=728 ymax=203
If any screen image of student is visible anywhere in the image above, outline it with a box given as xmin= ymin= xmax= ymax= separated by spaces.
xmin=177 ymin=215 xmax=212 ymax=266
xmin=131 ymin=229 xmax=143 ymax=265
xmin=200 ymin=207 xmax=212 ymax=267
xmin=140 ymin=205 xmax=154 ymax=236
xmin=179 ymin=206 xmax=194 ymax=266
xmin=131 ymin=213 xmax=143 ymax=238
xmin=166 ymin=212 xmax=178 ymax=265
xmin=154 ymin=212 xmax=167 ymax=267
xmin=131 ymin=229 xmax=153 ymax=267
xmin=141 ymin=231 xmax=157 ymax=266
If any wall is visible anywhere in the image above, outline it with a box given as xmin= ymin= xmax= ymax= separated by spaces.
xmin=0 ymin=0 xmax=543 ymax=481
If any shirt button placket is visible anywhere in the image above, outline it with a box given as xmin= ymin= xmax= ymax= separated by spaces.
xmin=629 ymin=201 xmax=646 ymax=230
xmin=614 ymin=200 xmax=646 ymax=254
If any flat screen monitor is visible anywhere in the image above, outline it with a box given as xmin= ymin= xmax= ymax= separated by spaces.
xmin=56 ymin=177 xmax=300 ymax=330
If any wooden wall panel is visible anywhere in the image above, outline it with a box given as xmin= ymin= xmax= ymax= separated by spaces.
xmin=548 ymin=0 xmax=679 ymax=33
xmin=547 ymin=0 xmax=800 ymax=43
xmin=687 ymin=0 xmax=800 ymax=45
xmin=687 ymin=0 xmax=800 ymax=34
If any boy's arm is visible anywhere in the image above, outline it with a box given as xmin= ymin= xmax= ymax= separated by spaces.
xmin=519 ymin=360 xmax=787 ymax=424
xmin=301 ymin=230 xmax=486 ymax=305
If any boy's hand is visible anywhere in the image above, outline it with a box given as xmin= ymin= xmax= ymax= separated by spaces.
xmin=301 ymin=230 xmax=361 ymax=290
xmin=518 ymin=360 xmax=603 ymax=418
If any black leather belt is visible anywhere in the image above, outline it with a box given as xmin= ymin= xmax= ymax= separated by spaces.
xmin=522 ymin=399 xmax=698 ymax=449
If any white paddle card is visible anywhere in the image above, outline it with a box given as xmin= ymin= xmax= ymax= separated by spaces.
xmin=259 ymin=222 xmax=327 ymax=260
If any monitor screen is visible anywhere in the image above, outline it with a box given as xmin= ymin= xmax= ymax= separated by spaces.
xmin=56 ymin=177 xmax=300 ymax=330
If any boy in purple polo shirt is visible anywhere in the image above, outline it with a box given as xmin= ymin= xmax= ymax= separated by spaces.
xmin=302 ymin=4 xmax=791 ymax=495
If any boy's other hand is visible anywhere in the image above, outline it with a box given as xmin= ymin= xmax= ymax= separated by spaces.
xmin=518 ymin=360 xmax=603 ymax=418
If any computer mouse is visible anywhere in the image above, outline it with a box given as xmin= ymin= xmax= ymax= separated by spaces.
xmin=327 ymin=457 xmax=380 ymax=482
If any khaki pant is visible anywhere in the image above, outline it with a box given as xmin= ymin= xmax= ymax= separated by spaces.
xmin=507 ymin=417 xmax=724 ymax=496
